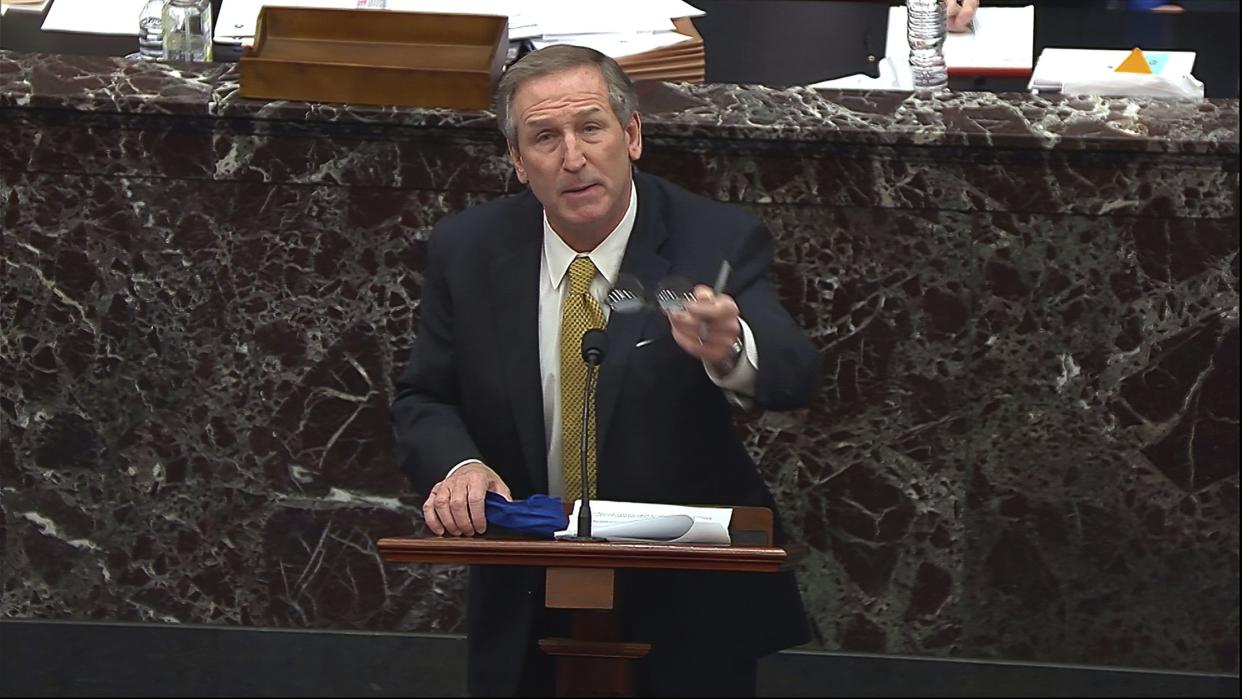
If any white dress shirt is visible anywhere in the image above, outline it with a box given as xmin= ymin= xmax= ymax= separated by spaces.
xmin=449 ymin=181 xmax=759 ymax=495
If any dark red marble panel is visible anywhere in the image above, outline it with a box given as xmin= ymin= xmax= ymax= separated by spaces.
xmin=0 ymin=47 xmax=1236 ymax=675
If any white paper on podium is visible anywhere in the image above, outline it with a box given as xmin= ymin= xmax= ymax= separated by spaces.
xmin=555 ymin=500 xmax=732 ymax=544
xmin=42 ymin=0 xmax=148 ymax=35
xmin=809 ymin=55 xmax=910 ymax=91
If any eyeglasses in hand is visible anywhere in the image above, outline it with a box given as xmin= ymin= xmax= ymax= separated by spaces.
xmin=605 ymin=273 xmax=697 ymax=315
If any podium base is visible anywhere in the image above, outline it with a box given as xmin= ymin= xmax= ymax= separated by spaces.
xmin=539 ymin=636 xmax=651 ymax=697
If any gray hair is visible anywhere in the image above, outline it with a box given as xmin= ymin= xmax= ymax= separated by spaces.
xmin=494 ymin=45 xmax=639 ymax=145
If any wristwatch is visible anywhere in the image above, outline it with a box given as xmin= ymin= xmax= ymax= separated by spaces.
xmin=713 ymin=336 xmax=746 ymax=375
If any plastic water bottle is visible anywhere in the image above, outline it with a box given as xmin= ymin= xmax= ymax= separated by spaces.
xmin=163 ymin=0 xmax=214 ymax=62
xmin=907 ymin=0 xmax=948 ymax=91
xmin=137 ymin=0 xmax=167 ymax=61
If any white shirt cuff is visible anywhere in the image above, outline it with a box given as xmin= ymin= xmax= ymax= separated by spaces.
xmin=705 ymin=318 xmax=758 ymax=403
xmin=444 ymin=458 xmax=484 ymax=480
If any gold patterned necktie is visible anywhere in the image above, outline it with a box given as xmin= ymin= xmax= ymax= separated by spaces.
xmin=560 ymin=257 xmax=606 ymax=500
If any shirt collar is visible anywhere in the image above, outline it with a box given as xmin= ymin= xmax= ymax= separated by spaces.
xmin=544 ymin=180 xmax=638 ymax=291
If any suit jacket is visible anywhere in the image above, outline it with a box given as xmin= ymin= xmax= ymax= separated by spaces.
xmin=392 ymin=171 xmax=818 ymax=696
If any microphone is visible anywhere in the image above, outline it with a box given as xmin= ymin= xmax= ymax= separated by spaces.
xmin=582 ymin=328 xmax=608 ymax=365
xmin=569 ymin=328 xmax=608 ymax=541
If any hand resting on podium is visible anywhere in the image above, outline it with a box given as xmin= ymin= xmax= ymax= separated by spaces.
xmin=423 ymin=461 xmax=512 ymax=536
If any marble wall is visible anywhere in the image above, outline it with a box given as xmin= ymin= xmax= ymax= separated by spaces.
xmin=1 ymin=52 xmax=1238 ymax=673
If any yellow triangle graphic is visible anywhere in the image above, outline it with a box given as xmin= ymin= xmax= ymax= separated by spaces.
xmin=1115 ymin=47 xmax=1153 ymax=74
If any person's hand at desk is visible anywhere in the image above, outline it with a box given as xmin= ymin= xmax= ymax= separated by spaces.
xmin=948 ymin=0 xmax=980 ymax=32
xmin=422 ymin=461 xmax=512 ymax=536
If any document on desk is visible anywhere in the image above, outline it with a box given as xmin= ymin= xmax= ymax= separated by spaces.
xmin=1029 ymin=48 xmax=1202 ymax=98
xmin=527 ymin=1 xmax=702 ymax=60
xmin=42 ymin=0 xmax=148 ymax=35
xmin=218 ymin=1 xmax=375 ymax=43
xmin=555 ymin=500 xmax=733 ymax=544
xmin=532 ymin=31 xmax=693 ymax=59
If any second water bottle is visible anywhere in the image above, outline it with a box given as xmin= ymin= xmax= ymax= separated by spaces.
xmin=907 ymin=0 xmax=948 ymax=91
xmin=163 ymin=0 xmax=214 ymax=62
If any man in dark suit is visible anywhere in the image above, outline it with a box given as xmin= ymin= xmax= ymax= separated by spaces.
xmin=391 ymin=45 xmax=818 ymax=697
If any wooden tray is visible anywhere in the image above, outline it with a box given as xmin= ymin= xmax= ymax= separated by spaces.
xmin=239 ymin=6 xmax=508 ymax=110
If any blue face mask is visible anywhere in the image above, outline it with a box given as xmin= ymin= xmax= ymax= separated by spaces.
xmin=484 ymin=491 xmax=570 ymax=539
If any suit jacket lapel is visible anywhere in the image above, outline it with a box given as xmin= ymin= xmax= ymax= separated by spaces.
xmin=488 ymin=195 xmax=549 ymax=494
xmin=597 ymin=174 xmax=671 ymax=457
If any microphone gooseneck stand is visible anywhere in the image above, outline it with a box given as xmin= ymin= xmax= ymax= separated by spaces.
xmin=565 ymin=328 xmax=608 ymax=542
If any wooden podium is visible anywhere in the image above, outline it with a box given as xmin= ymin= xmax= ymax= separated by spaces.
xmin=377 ymin=506 xmax=786 ymax=697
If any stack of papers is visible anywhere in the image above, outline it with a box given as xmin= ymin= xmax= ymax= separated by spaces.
xmin=1028 ymin=48 xmax=1203 ymax=98
xmin=528 ymin=0 xmax=703 ymax=73
xmin=555 ymin=500 xmax=732 ymax=544
xmin=611 ymin=16 xmax=704 ymax=83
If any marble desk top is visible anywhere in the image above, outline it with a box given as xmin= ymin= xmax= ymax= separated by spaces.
xmin=0 ymin=50 xmax=1236 ymax=155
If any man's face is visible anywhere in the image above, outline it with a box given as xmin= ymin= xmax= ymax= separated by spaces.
xmin=507 ymin=65 xmax=642 ymax=246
